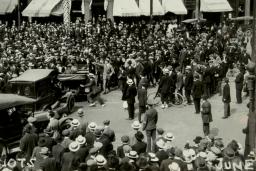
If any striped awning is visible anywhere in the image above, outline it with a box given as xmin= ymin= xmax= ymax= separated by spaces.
xmin=139 ymin=0 xmax=165 ymax=16
xmin=200 ymin=0 xmax=232 ymax=12
xmin=22 ymin=0 xmax=61 ymax=17
xmin=162 ymin=0 xmax=187 ymax=15
xmin=113 ymin=0 xmax=141 ymax=17
xmin=0 ymin=0 xmax=18 ymax=15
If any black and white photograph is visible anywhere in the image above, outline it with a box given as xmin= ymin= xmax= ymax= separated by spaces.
xmin=0 ymin=0 xmax=255 ymax=170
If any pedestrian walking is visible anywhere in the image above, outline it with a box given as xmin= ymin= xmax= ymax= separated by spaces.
xmin=222 ymin=78 xmax=231 ymax=119
xmin=201 ymin=95 xmax=213 ymax=136
xmin=143 ymin=99 xmax=158 ymax=152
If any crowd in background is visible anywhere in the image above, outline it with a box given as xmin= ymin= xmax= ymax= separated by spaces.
xmin=0 ymin=15 xmax=251 ymax=94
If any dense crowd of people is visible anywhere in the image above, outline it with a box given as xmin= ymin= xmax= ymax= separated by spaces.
xmin=0 ymin=15 xmax=253 ymax=171
xmin=7 ymin=108 xmax=254 ymax=171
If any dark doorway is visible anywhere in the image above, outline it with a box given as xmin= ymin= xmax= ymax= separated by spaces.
xmin=91 ymin=0 xmax=106 ymax=19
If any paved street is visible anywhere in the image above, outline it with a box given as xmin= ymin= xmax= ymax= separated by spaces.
xmin=73 ymin=77 xmax=248 ymax=149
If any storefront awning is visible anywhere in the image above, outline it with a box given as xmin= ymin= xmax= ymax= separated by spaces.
xmin=0 ymin=0 xmax=18 ymax=15
xmin=113 ymin=0 xmax=141 ymax=17
xmin=51 ymin=0 xmax=64 ymax=16
xmin=162 ymin=0 xmax=187 ymax=15
xmin=22 ymin=0 xmax=61 ymax=17
xmin=200 ymin=0 xmax=232 ymax=13
xmin=139 ymin=0 xmax=165 ymax=16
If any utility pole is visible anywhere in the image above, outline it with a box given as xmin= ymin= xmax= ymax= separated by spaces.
xmin=150 ymin=0 xmax=153 ymax=25
xmin=245 ymin=0 xmax=251 ymax=24
xmin=17 ymin=0 xmax=21 ymax=28
xmin=252 ymin=0 xmax=256 ymax=61
xmin=195 ymin=0 xmax=199 ymax=19
xmin=246 ymin=0 xmax=256 ymax=155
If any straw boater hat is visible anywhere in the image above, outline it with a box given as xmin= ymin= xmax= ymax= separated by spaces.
xmin=131 ymin=121 xmax=141 ymax=129
xmin=163 ymin=68 xmax=169 ymax=74
xmin=156 ymin=139 xmax=166 ymax=149
xmin=88 ymin=122 xmax=97 ymax=131
xmin=69 ymin=141 xmax=80 ymax=152
xmin=95 ymin=155 xmax=107 ymax=166
xmin=77 ymin=108 xmax=84 ymax=117
xmin=71 ymin=119 xmax=80 ymax=127
xmin=168 ymin=162 xmax=181 ymax=171
xmin=165 ymin=132 xmax=175 ymax=141
xmin=148 ymin=153 xmax=159 ymax=162
xmin=128 ymin=151 xmax=139 ymax=159
xmin=185 ymin=66 xmax=191 ymax=70
xmin=127 ymin=79 xmax=133 ymax=85
xmin=76 ymin=135 xmax=86 ymax=145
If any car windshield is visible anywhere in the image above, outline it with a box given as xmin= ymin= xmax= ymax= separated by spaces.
xmin=10 ymin=83 xmax=36 ymax=99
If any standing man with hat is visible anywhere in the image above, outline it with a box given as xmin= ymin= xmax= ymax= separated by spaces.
xmin=124 ymin=79 xmax=137 ymax=120
xmin=132 ymin=131 xmax=147 ymax=155
xmin=85 ymin=73 xmax=105 ymax=107
xmin=235 ymin=68 xmax=244 ymax=104
xmin=201 ymin=95 xmax=213 ymax=136
xmin=77 ymin=108 xmax=88 ymax=135
xmin=102 ymin=120 xmax=116 ymax=143
xmin=222 ymin=78 xmax=231 ymax=119
xmin=61 ymin=141 xmax=80 ymax=171
xmin=157 ymin=68 xmax=171 ymax=109
xmin=137 ymin=82 xmax=147 ymax=123
xmin=184 ymin=66 xmax=194 ymax=105
xmin=192 ymin=74 xmax=204 ymax=114
xmin=117 ymin=135 xmax=131 ymax=158
xmin=143 ymin=99 xmax=158 ymax=152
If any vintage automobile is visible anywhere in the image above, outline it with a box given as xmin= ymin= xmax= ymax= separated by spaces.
xmin=0 ymin=93 xmax=72 ymax=158
xmin=57 ymin=69 xmax=90 ymax=101
xmin=8 ymin=69 xmax=75 ymax=114
xmin=0 ymin=94 xmax=35 ymax=157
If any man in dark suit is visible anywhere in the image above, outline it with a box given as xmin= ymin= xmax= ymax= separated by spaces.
xmin=201 ymin=95 xmax=213 ymax=136
xmin=222 ymin=78 xmax=231 ymax=119
xmin=143 ymin=99 xmax=158 ymax=153
xmin=61 ymin=142 xmax=80 ymax=171
xmin=125 ymin=79 xmax=137 ymax=120
xmin=138 ymin=83 xmax=147 ymax=123
xmin=20 ymin=125 xmax=38 ymax=161
xmin=117 ymin=135 xmax=131 ymax=158
xmin=132 ymin=131 xmax=147 ymax=155
xmin=184 ymin=66 xmax=193 ymax=105
xmin=192 ymin=74 xmax=204 ymax=114
xmin=158 ymin=68 xmax=171 ymax=109
xmin=138 ymin=73 xmax=149 ymax=90
xmin=102 ymin=120 xmax=116 ymax=143
xmin=235 ymin=69 xmax=244 ymax=104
